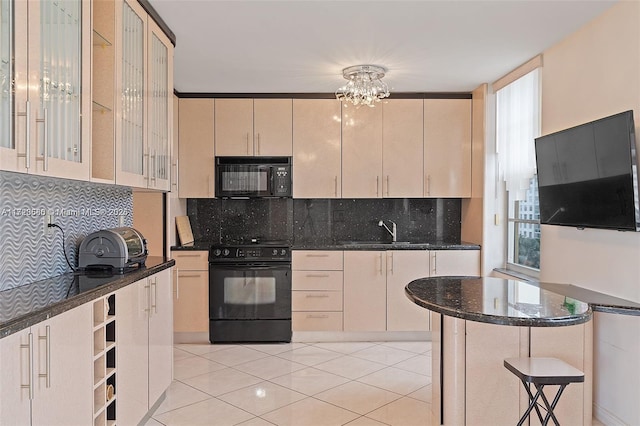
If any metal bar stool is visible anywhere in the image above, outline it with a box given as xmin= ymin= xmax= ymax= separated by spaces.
xmin=504 ymin=357 xmax=584 ymax=426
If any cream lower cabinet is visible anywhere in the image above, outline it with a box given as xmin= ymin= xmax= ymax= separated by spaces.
xmin=0 ymin=303 xmax=93 ymax=426
xmin=344 ymin=250 xmax=431 ymax=332
xmin=172 ymin=250 xmax=209 ymax=336
xmin=343 ymin=251 xmax=387 ymax=331
xmin=117 ymin=268 xmax=173 ymax=425
xmin=429 ymin=249 xmax=480 ymax=277
xmin=292 ymin=251 xmax=344 ymax=331
xmin=292 ymin=99 xmax=342 ymax=198
xmin=386 ymin=250 xmax=431 ymax=331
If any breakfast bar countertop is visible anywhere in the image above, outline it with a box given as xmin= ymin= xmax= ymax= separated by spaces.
xmin=0 ymin=257 xmax=175 ymax=339
xmin=406 ymin=276 xmax=640 ymax=328
xmin=405 ymin=276 xmax=593 ymax=327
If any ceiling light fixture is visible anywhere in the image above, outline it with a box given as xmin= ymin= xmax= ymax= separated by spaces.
xmin=335 ymin=65 xmax=390 ymax=107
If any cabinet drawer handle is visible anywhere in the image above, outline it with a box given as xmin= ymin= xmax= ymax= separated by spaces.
xmin=379 ymin=253 xmax=383 ymax=275
xmin=20 ymin=333 xmax=34 ymax=400
xmin=256 ymin=133 xmax=260 ymax=155
xmin=305 ymin=274 xmax=330 ymax=278
xmin=17 ymin=101 xmax=30 ymax=169
xmin=388 ymin=252 xmax=394 ymax=274
xmin=175 ymin=254 xmax=203 ymax=258
xmin=426 ymin=175 xmax=431 ymax=196
xmin=305 ymin=294 xmax=330 ymax=298
xmin=433 ymin=252 xmax=437 ymax=275
xmin=334 ymin=176 xmax=338 ymax=198
xmin=376 ymin=176 xmax=380 ymax=197
xmin=35 ymin=108 xmax=48 ymax=171
xmin=178 ymin=273 xmax=203 ymax=278
xmin=306 ymin=314 xmax=329 ymax=319
xmin=175 ymin=268 xmax=179 ymax=300
xmin=305 ymin=254 xmax=329 ymax=258
xmin=38 ymin=325 xmax=51 ymax=388
xmin=246 ymin=132 xmax=250 ymax=155
xmin=386 ymin=175 xmax=390 ymax=196
xmin=151 ymin=277 xmax=158 ymax=314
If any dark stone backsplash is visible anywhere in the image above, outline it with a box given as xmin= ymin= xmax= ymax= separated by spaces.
xmin=187 ymin=198 xmax=461 ymax=245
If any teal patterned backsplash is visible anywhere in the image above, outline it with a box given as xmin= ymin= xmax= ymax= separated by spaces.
xmin=0 ymin=171 xmax=133 ymax=291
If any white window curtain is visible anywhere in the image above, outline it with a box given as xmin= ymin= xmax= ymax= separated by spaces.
xmin=496 ymin=68 xmax=541 ymax=200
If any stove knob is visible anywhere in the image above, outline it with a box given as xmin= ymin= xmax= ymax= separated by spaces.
xmin=213 ymin=249 xmax=221 ymax=257
xmin=222 ymin=249 xmax=230 ymax=256
xmin=272 ymin=249 xmax=278 ymax=256
xmin=280 ymin=249 xmax=287 ymax=256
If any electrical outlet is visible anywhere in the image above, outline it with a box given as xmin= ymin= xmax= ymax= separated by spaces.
xmin=44 ymin=214 xmax=53 ymax=236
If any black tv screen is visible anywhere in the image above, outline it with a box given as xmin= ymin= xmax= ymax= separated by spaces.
xmin=534 ymin=110 xmax=640 ymax=231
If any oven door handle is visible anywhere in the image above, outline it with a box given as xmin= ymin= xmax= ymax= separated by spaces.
xmin=209 ymin=263 xmax=291 ymax=270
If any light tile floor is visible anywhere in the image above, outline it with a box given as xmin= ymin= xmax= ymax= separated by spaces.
xmin=146 ymin=341 xmax=433 ymax=426
xmin=146 ymin=341 xmax=606 ymax=426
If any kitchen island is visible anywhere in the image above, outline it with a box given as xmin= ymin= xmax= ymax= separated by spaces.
xmin=406 ymin=276 xmax=594 ymax=426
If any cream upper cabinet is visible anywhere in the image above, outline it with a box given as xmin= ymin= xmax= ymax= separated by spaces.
xmin=429 ymin=249 xmax=480 ymax=277
xmin=253 ymin=99 xmax=292 ymax=156
xmin=0 ymin=303 xmax=93 ymax=426
xmin=146 ymin=19 xmax=173 ymax=191
xmin=1 ymin=0 xmax=91 ymax=180
xmin=116 ymin=0 xmax=148 ymax=188
xmin=341 ymin=105 xmax=383 ymax=198
xmin=343 ymin=251 xmax=387 ymax=331
xmin=382 ymin=99 xmax=424 ymax=198
xmin=116 ymin=0 xmax=173 ymax=190
xmin=178 ymin=99 xmax=215 ymax=198
xmin=386 ymin=250 xmax=430 ymax=331
xmin=292 ymin=99 xmax=342 ymax=198
xmin=215 ymin=98 xmax=292 ymax=156
xmin=424 ymin=98 xmax=472 ymax=197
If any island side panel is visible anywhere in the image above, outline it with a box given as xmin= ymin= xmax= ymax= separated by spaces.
xmin=465 ymin=321 xmax=525 ymax=425
xmin=431 ymin=313 xmax=441 ymax=425
xmin=442 ymin=315 xmax=466 ymax=425
xmin=530 ymin=322 xmax=593 ymax=426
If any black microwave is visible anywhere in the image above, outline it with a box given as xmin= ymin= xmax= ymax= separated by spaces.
xmin=215 ymin=157 xmax=292 ymax=198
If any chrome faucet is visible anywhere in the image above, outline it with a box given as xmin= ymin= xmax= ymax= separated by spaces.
xmin=378 ymin=220 xmax=397 ymax=242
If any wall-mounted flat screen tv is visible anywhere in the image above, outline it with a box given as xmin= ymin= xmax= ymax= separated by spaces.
xmin=535 ymin=110 xmax=639 ymax=231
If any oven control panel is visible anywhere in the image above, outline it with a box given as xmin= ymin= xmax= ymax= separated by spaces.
xmin=210 ymin=246 xmax=290 ymax=261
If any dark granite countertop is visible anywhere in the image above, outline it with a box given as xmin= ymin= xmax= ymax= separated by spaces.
xmin=172 ymin=241 xmax=480 ymax=251
xmin=171 ymin=242 xmax=212 ymax=251
xmin=293 ymin=241 xmax=481 ymax=251
xmin=405 ymin=276 xmax=593 ymax=327
xmin=536 ymin=281 xmax=640 ymax=316
xmin=0 ymin=257 xmax=175 ymax=339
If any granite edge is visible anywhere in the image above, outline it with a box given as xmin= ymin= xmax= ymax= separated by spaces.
xmin=0 ymin=259 xmax=175 ymax=339
xmin=404 ymin=277 xmax=594 ymax=328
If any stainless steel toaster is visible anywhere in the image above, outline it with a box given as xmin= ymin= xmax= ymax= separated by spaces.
xmin=78 ymin=227 xmax=148 ymax=271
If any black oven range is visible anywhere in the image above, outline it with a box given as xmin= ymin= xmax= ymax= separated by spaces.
xmin=209 ymin=242 xmax=292 ymax=343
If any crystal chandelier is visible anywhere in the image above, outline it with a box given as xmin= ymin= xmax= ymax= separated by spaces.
xmin=335 ymin=65 xmax=390 ymax=107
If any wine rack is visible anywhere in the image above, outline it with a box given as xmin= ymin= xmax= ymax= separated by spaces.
xmin=93 ymin=294 xmax=117 ymax=426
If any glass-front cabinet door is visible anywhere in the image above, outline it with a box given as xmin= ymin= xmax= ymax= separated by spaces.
xmin=147 ymin=19 xmax=172 ymax=191
xmin=1 ymin=0 xmax=90 ymax=179
xmin=0 ymin=0 xmax=27 ymax=172
xmin=116 ymin=0 xmax=147 ymax=188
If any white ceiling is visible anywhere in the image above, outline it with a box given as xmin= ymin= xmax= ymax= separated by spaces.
xmin=148 ymin=0 xmax=617 ymax=94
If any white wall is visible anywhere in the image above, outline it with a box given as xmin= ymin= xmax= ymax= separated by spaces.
xmin=539 ymin=2 xmax=640 ymax=424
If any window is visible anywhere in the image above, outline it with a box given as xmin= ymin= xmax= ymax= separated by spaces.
xmin=496 ymin=67 xmax=541 ymax=275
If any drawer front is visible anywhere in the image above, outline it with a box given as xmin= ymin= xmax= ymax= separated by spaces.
xmin=292 ymin=271 xmax=343 ymax=291
xmin=292 ymin=291 xmax=343 ymax=311
xmin=293 ymin=312 xmax=343 ymax=331
xmin=293 ymin=250 xmax=343 ymax=271
xmin=171 ymin=250 xmax=208 ymax=270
